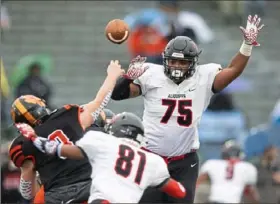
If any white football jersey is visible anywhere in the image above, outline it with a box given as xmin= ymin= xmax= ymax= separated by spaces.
xmin=200 ymin=159 xmax=257 ymax=203
xmin=134 ymin=63 xmax=221 ymax=156
xmin=76 ymin=131 xmax=170 ymax=203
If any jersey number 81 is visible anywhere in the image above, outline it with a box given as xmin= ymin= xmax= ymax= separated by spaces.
xmin=114 ymin=144 xmax=146 ymax=185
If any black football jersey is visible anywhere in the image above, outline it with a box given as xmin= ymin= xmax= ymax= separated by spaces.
xmin=9 ymin=105 xmax=91 ymax=191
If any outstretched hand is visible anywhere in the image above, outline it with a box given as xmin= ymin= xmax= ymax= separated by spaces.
xmin=107 ymin=60 xmax=125 ymax=79
xmin=240 ymin=14 xmax=264 ymax=46
xmin=124 ymin=55 xmax=149 ymax=80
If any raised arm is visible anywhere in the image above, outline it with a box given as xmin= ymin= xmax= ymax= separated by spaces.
xmin=213 ymin=15 xmax=264 ymax=92
xmin=111 ymin=56 xmax=149 ymax=100
xmin=111 ymin=76 xmax=142 ymax=100
xmin=79 ymin=60 xmax=125 ymax=129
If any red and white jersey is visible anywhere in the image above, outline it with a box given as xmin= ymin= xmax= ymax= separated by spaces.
xmin=200 ymin=159 xmax=257 ymax=203
xmin=134 ymin=63 xmax=221 ymax=156
xmin=76 ymin=130 xmax=170 ymax=203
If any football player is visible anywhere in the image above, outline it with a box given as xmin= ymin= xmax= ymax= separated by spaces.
xmin=9 ymin=60 xmax=124 ymax=203
xmin=16 ymin=112 xmax=186 ymax=204
xmin=197 ymin=140 xmax=260 ymax=203
xmin=110 ymin=15 xmax=264 ymax=203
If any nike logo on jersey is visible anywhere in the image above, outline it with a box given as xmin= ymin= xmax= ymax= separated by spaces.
xmin=191 ymin=163 xmax=197 ymax=168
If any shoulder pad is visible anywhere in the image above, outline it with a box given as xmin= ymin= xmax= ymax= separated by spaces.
xmin=198 ymin=63 xmax=222 ymax=73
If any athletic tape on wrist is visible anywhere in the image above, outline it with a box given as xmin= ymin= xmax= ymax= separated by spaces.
xmin=56 ymin=143 xmax=63 ymax=158
xmin=239 ymin=41 xmax=253 ymax=56
xmin=91 ymin=90 xmax=112 ymax=121
xmin=20 ymin=178 xmax=33 ymax=200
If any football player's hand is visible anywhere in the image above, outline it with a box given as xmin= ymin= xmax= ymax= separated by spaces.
xmin=240 ymin=14 xmax=264 ymax=46
xmin=15 ymin=123 xmax=36 ymax=141
xmin=32 ymin=136 xmax=61 ymax=156
xmin=107 ymin=60 xmax=125 ymax=79
xmin=124 ymin=55 xmax=149 ymax=80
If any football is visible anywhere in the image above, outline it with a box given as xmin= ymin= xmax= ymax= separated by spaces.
xmin=105 ymin=19 xmax=130 ymax=44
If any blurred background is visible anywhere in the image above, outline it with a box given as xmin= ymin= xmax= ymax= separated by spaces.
xmin=1 ymin=1 xmax=279 ymax=203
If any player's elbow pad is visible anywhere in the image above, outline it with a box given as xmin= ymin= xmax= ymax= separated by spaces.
xmin=161 ymin=179 xmax=186 ymax=199
xmin=19 ymin=178 xmax=33 ymax=200
xmin=111 ymin=76 xmax=133 ymax=100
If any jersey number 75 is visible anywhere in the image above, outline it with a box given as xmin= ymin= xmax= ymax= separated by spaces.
xmin=161 ymin=99 xmax=193 ymax=127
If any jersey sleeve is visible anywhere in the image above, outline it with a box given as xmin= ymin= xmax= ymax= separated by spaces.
xmin=62 ymin=104 xmax=84 ymax=131
xmin=75 ymin=131 xmax=104 ymax=160
xmin=204 ymin=63 xmax=222 ymax=94
xmin=198 ymin=63 xmax=222 ymax=110
xmin=133 ymin=63 xmax=154 ymax=95
xmin=246 ymin=164 xmax=258 ymax=185
xmin=9 ymin=136 xmax=36 ymax=168
xmin=150 ymin=156 xmax=170 ymax=187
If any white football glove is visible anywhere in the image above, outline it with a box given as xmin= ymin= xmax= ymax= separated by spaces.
xmin=124 ymin=55 xmax=149 ymax=80
xmin=33 ymin=137 xmax=62 ymax=156
xmin=15 ymin=123 xmax=37 ymax=140
xmin=240 ymin=14 xmax=264 ymax=46
xmin=15 ymin=123 xmax=63 ymax=157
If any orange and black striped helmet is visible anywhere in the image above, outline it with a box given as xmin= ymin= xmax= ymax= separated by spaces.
xmin=11 ymin=95 xmax=49 ymax=126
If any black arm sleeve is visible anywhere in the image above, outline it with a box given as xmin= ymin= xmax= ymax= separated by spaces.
xmin=111 ymin=76 xmax=134 ymax=100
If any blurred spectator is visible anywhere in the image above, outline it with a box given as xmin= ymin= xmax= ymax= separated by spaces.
xmin=271 ymin=99 xmax=280 ymax=125
xmin=159 ymin=0 xmax=214 ymax=44
xmin=1 ymin=59 xmax=11 ymax=125
xmin=176 ymin=8 xmax=214 ymax=45
xmin=1 ymin=4 xmax=11 ymax=30
xmin=125 ymin=0 xmax=213 ymax=64
xmin=245 ymin=99 xmax=280 ymax=160
xmin=269 ymin=99 xmax=280 ymax=148
xmin=125 ymin=8 xmax=170 ymax=64
xmin=1 ymin=58 xmax=14 ymax=141
xmin=199 ymin=93 xmax=248 ymax=161
xmin=1 ymin=4 xmax=11 ymax=42
xmin=157 ymin=1 xmax=196 ymax=42
xmin=218 ymin=1 xmax=244 ymax=25
xmin=15 ymin=62 xmax=53 ymax=108
xmin=251 ymin=146 xmax=280 ymax=203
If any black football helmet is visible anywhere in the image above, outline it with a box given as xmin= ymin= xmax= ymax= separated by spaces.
xmin=103 ymin=109 xmax=115 ymax=123
xmin=163 ymin=36 xmax=201 ymax=84
xmin=105 ymin=112 xmax=145 ymax=144
xmin=221 ymin=140 xmax=243 ymax=160
xmin=11 ymin=95 xmax=50 ymax=127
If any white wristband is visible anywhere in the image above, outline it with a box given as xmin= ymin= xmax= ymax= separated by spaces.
xmin=56 ymin=143 xmax=63 ymax=158
xmin=239 ymin=41 xmax=253 ymax=56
